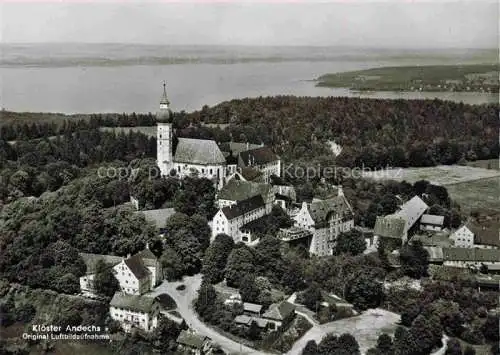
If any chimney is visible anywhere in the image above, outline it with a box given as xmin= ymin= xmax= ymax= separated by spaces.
xmin=338 ymin=185 xmax=344 ymax=197
xmin=127 ymin=253 xmax=131 ymax=259
xmin=146 ymin=242 xmax=150 ymax=250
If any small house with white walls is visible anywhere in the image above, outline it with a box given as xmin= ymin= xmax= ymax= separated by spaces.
xmin=113 ymin=254 xmax=151 ymax=295
xmin=110 ymin=292 xmax=160 ymax=333
xmin=293 ymin=187 xmax=354 ymax=256
xmin=420 ymin=214 xmax=445 ymax=232
xmin=449 ymin=225 xmax=475 ymax=248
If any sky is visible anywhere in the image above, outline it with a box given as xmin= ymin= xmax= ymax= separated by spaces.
xmin=1 ymin=0 xmax=498 ymax=48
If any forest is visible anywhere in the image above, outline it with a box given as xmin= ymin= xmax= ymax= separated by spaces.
xmin=2 ymin=96 xmax=497 ymax=170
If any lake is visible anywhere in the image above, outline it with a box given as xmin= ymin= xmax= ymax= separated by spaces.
xmin=0 ymin=44 xmax=497 ymax=113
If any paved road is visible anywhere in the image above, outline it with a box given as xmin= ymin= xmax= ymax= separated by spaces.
xmin=149 ymin=275 xmax=270 ymax=355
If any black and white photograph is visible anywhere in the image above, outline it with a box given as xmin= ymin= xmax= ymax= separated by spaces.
xmin=0 ymin=1 xmax=499 ymax=354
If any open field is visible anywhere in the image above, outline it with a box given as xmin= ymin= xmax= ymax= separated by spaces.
xmin=362 ymin=165 xmax=500 ymax=186
xmin=445 ymin=177 xmax=500 ymax=213
xmin=466 ymin=158 xmax=499 ymax=170
xmin=317 ymin=64 xmax=499 ymax=92
xmin=286 ymin=308 xmax=400 ymax=355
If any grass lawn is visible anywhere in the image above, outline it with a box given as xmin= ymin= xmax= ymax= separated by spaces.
xmin=445 ymin=176 xmax=500 ymax=213
xmin=362 ymin=165 xmax=500 ymax=186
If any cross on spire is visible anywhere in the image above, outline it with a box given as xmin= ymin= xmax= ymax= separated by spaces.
xmin=160 ymin=80 xmax=169 ymax=105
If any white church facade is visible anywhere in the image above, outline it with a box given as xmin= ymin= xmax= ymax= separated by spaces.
xmin=155 ymin=83 xmax=281 ymax=190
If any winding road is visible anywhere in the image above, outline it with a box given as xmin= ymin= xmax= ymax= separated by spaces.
xmin=149 ymin=274 xmax=271 ymax=355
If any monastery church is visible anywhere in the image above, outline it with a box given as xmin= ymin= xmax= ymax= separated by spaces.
xmin=155 ymin=82 xmax=281 ymax=190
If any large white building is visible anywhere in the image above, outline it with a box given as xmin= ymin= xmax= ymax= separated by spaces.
xmin=109 ymin=292 xmax=160 ymax=333
xmin=211 ymin=195 xmax=267 ymax=244
xmin=79 ymin=246 xmax=162 ymax=298
xmin=155 ymin=83 xmax=281 ymax=190
xmin=293 ymin=189 xmax=354 ymax=256
xmin=373 ymin=195 xmax=428 ymax=247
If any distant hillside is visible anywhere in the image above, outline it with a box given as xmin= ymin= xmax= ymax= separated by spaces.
xmin=317 ymin=64 xmax=499 ymax=93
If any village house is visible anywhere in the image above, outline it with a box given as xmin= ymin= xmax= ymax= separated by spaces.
xmin=79 ymin=253 xmax=122 ymax=298
xmin=261 ymin=301 xmax=296 ymax=331
xmin=211 ymin=195 xmax=267 ymax=244
xmin=419 ymin=214 xmax=445 ymax=232
xmin=135 ymin=207 xmax=176 ymax=235
xmin=238 ymin=146 xmax=281 ymax=184
xmin=79 ymin=246 xmax=162 ymax=297
xmin=176 ymin=330 xmax=211 ymax=355
xmin=215 ymin=178 xmax=274 ymax=213
xmin=293 ymin=188 xmax=354 ymax=256
xmin=243 ymin=302 xmax=263 ymax=317
xmin=449 ymin=224 xmax=500 ymax=249
xmin=373 ymin=195 xmax=428 ymax=248
xmin=109 ymin=292 xmax=160 ymax=333
xmin=442 ymin=247 xmax=500 ymax=269
xmin=449 ymin=225 xmax=475 ymax=247
xmin=114 ymin=254 xmax=152 ymax=295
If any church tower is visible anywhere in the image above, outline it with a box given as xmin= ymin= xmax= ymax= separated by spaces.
xmin=157 ymin=81 xmax=173 ymax=177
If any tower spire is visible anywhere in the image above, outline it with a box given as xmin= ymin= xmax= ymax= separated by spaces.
xmin=160 ymin=80 xmax=170 ymax=105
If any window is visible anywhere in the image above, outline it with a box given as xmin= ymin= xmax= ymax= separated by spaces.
xmin=210 ymin=169 xmax=213 ymax=174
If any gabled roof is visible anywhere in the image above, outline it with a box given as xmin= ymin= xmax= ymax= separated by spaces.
xmin=135 ymin=248 xmax=158 ymax=267
xmin=392 ymin=196 xmax=428 ymax=231
xmin=110 ymin=292 xmax=157 ymax=313
xmin=136 ymin=208 xmax=176 ymax=229
xmin=221 ymin=195 xmax=265 ymax=220
xmin=423 ymin=246 xmax=444 ymax=262
xmin=262 ymin=301 xmax=295 ymax=321
xmin=124 ymin=254 xmax=151 ymax=280
xmin=239 ymin=146 xmax=279 ymax=166
xmin=240 ymin=167 xmax=263 ymax=181
xmin=420 ymin=214 xmax=445 ymax=226
xmin=468 ymin=224 xmax=500 ymax=247
xmin=307 ymin=196 xmax=353 ymax=227
xmin=79 ymin=253 xmax=123 ymax=275
xmin=443 ymin=247 xmax=500 ymax=262
xmin=176 ymin=330 xmax=208 ymax=349
xmin=220 ymin=142 xmax=263 ymax=157
xmin=174 ymin=138 xmax=226 ymax=165
xmin=217 ymin=179 xmax=271 ymax=202
xmin=243 ymin=303 xmax=263 ymax=314
xmin=374 ymin=216 xmax=407 ymax=239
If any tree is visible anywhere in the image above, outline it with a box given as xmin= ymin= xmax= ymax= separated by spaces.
xmin=302 ymin=340 xmax=318 ymax=355
xmin=194 ymin=281 xmax=218 ymax=321
xmin=399 ymin=240 xmax=429 ymax=278
xmin=150 ymin=317 xmax=183 ymax=353
xmin=224 ymin=246 xmax=255 ymax=288
xmin=408 ymin=314 xmax=442 ymax=355
xmin=336 ymin=333 xmax=361 ymax=355
xmin=246 ymin=320 xmax=261 ymax=341
xmin=301 ymin=283 xmax=323 ymax=312
xmin=376 ymin=334 xmax=394 ymax=355
xmin=239 ymin=274 xmax=260 ymax=303
xmin=202 ymin=234 xmax=235 ymax=284
xmin=445 ymin=338 xmax=463 ymax=355
xmin=334 ymin=229 xmax=366 ymax=256
xmin=345 ymin=274 xmax=383 ymax=310
xmin=93 ymin=260 xmax=120 ymax=298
